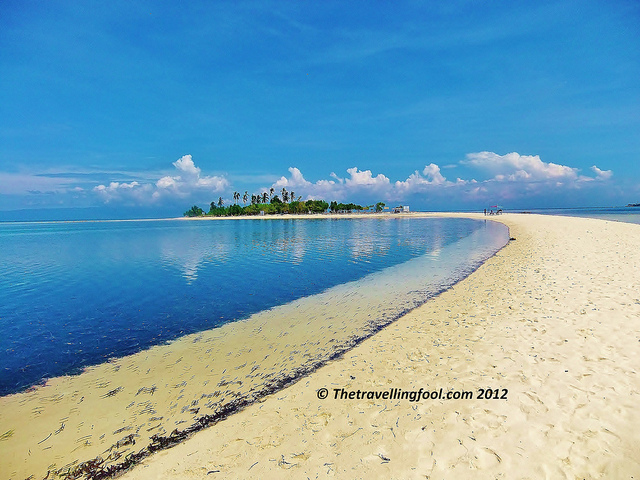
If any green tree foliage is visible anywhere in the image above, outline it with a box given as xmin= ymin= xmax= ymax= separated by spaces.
xmin=331 ymin=202 xmax=363 ymax=213
xmin=289 ymin=201 xmax=307 ymax=214
xmin=228 ymin=204 xmax=243 ymax=216
xmin=188 ymin=196 xmax=382 ymax=217
xmin=184 ymin=205 xmax=204 ymax=217
xmin=208 ymin=204 xmax=226 ymax=216
xmin=306 ymin=199 xmax=329 ymax=213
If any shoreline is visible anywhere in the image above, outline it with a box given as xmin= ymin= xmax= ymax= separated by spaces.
xmin=0 ymin=214 xmax=505 ymax=480
xmin=0 ymin=214 xmax=499 ymax=400
xmin=3 ymin=213 xmax=638 ymax=478
xmin=119 ymin=213 xmax=640 ymax=479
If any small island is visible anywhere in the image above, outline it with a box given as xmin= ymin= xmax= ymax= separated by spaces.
xmin=184 ymin=187 xmax=386 ymax=217
xmin=627 ymin=203 xmax=640 ymax=207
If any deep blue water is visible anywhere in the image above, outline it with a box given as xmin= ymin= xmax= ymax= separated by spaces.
xmin=0 ymin=217 xmax=506 ymax=396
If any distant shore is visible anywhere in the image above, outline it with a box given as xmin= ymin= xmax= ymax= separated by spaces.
xmin=180 ymin=211 xmax=410 ymax=220
xmin=120 ymin=213 xmax=640 ymax=479
xmin=0 ymin=211 xmax=466 ymax=224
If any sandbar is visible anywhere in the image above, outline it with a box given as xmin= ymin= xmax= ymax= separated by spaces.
xmin=120 ymin=213 xmax=640 ymax=479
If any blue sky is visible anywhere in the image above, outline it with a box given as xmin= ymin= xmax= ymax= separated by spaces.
xmin=1 ymin=0 xmax=639 ymax=218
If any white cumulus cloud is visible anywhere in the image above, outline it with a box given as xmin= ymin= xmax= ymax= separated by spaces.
xmin=272 ymin=167 xmax=338 ymax=200
xmin=274 ymin=167 xmax=313 ymax=189
xmin=395 ymin=163 xmax=451 ymax=192
xmin=94 ymin=155 xmax=229 ymax=203
xmin=155 ymin=154 xmax=229 ymax=196
xmin=94 ymin=181 xmax=152 ymax=203
xmin=173 ymin=155 xmax=201 ymax=176
xmin=263 ymin=152 xmax=614 ymax=207
xmin=422 ymin=164 xmax=447 ymax=185
xmin=463 ymin=152 xmax=580 ymax=182
xmin=95 ymin=181 xmax=139 ymax=191
xmin=271 ymin=166 xmax=392 ymax=201
xmin=345 ymin=167 xmax=390 ymax=187
xmin=591 ymin=165 xmax=613 ymax=180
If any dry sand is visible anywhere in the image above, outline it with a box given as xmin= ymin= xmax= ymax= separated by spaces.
xmin=118 ymin=213 xmax=640 ymax=479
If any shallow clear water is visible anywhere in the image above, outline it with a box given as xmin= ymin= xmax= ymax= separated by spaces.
xmin=0 ymin=217 xmax=507 ymax=396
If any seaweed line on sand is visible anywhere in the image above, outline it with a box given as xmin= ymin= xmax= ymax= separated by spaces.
xmin=48 ymin=301 xmax=425 ymax=479
xmin=51 ymin=357 xmax=333 ymax=480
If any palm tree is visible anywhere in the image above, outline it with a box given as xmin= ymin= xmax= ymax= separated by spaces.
xmin=256 ymin=195 xmax=261 ymax=204
xmin=251 ymin=194 xmax=257 ymax=205
xmin=243 ymin=191 xmax=248 ymax=205
xmin=281 ymin=187 xmax=287 ymax=203
xmin=233 ymin=191 xmax=240 ymax=204
xmin=269 ymin=187 xmax=274 ymax=200
xmin=218 ymin=197 xmax=224 ymax=208
xmin=262 ymin=192 xmax=269 ymax=204
xmin=290 ymin=191 xmax=295 ymax=203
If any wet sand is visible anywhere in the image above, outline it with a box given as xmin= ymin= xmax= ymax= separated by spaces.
xmin=119 ymin=213 xmax=640 ymax=479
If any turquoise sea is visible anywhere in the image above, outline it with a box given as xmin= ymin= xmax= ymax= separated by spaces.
xmin=0 ymin=216 xmax=508 ymax=396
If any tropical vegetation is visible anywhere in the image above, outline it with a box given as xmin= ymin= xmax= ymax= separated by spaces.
xmin=184 ymin=187 xmax=386 ymax=217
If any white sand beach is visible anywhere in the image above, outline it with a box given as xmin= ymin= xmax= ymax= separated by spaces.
xmin=2 ymin=213 xmax=639 ymax=479
xmin=119 ymin=213 xmax=640 ymax=479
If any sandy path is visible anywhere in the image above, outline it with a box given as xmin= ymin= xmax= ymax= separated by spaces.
xmin=119 ymin=213 xmax=640 ymax=479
